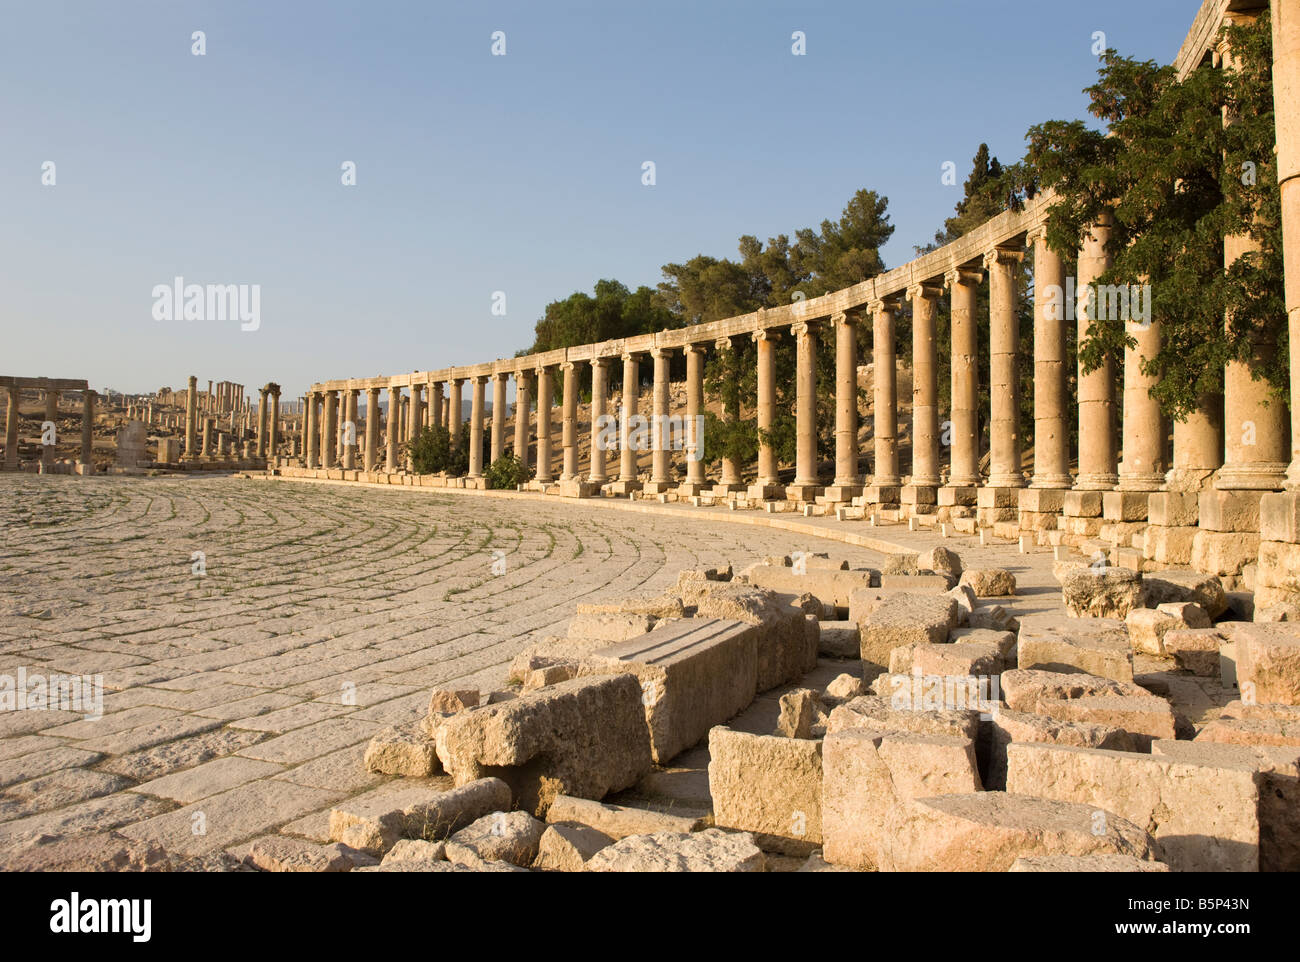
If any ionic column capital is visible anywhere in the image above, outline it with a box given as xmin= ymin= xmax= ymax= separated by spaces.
xmin=983 ymin=245 xmax=1026 ymax=269
xmin=472 ymin=373 xmax=490 ymax=384
xmin=906 ymin=282 xmax=944 ymax=302
xmin=868 ymin=297 xmax=900 ymax=316
xmin=831 ymin=310 xmax=863 ymax=329
xmin=790 ymin=319 xmax=821 ymax=337
xmin=1024 ymin=224 xmax=1049 ymax=247
xmin=752 ymin=327 xmax=780 ymax=343
xmin=713 ymin=337 xmax=732 ymax=351
xmin=943 ymin=266 xmax=984 ymax=289
xmin=649 ymin=346 xmax=672 ymax=359
xmin=620 ymin=351 xmax=643 ymax=363
xmin=683 ymin=342 xmax=707 ymax=356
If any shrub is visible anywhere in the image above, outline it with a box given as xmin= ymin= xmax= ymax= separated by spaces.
xmin=484 ymin=454 xmax=532 ymax=490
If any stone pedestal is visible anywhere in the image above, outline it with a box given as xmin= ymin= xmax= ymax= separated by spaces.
xmin=747 ymin=482 xmax=783 ymax=501
xmin=1257 ymin=492 xmax=1300 ymax=608
xmin=1059 ymin=490 xmax=1104 ymax=543
xmin=1190 ymin=490 xmax=1264 ymax=583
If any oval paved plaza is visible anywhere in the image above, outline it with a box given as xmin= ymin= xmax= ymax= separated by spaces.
xmin=0 ymin=474 xmax=895 ymax=861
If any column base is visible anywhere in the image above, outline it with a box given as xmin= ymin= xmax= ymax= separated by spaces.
xmin=986 ymin=474 xmax=1027 ymax=489
xmin=1165 ymin=468 xmax=1217 ymax=492
xmin=821 ymin=484 xmax=863 ymax=503
xmin=900 ymin=484 xmax=938 ymax=506
xmin=1102 ymin=491 xmax=1153 ymax=522
xmin=747 ymin=482 xmax=784 ymax=501
xmin=1073 ymin=473 xmax=1119 ymax=491
xmin=557 ymin=479 xmax=601 ymax=498
xmin=1198 ymin=489 xmax=1264 ymax=532
xmin=712 ymin=481 xmax=747 ymax=496
xmin=604 ymin=479 xmax=642 ymax=495
xmin=784 ymin=483 xmax=824 ymax=502
xmin=976 ymin=487 xmax=1019 ymax=525
xmin=1214 ymin=462 xmax=1288 ymax=491
xmin=1116 ymin=473 xmax=1165 ymax=492
xmin=1029 ymin=474 xmax=1072 ymax=489
xmin=937 ymin=485 xmax=978 ymax=507
xmin=642 ymin=480 xmax=676 ymax=494
xmin=676 ymin=481 xmax=709 ymax=497
xmin=862 ymin=485 xmax=900 ymax=506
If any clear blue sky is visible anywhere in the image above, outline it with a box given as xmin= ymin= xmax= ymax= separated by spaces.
xmin=0 ymin=0 xmax=1202 ymax=401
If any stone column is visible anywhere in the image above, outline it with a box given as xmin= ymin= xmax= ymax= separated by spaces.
xmin=363 ymin=388 xmax=380 ymax=471
xmin=343 ymin=389 xmax=359 ymax=470
xmin=491 ymin=374 xmax=508 ymax=464
xmin=589 ymin=357 xmax=610 ymax=486
xmin=324 ymin=391 xmax=339 ymax=468
xmin=306 ymin=394 xmax=320 ymax=469
xmin=185 ymin=376 xmax=198 ymax=458
xmin=409 ymin=383 xmax=424 ymax=442
xmin=469 ymin=375 xmax=487 ymax=479
xmin=561 ymin=361 xmax=578 ymax=482
xmin=514 ymin=371 xmax=531 ymax=467
xmin=714 ymin=338 xmax=744 ymax=492
xmin=4 ymin=388 xmax=18 ymax=469
xmin=449 ymin=379 xmax=463 ymax=440
xmin=904 ymin=284 xmax=942 ymax=515
xmin=870 ymin=299 xmax=901 ymax=497
xmin=42 ymin=389 xmax=58 ymax=470
xmin=612 ymin=353 xmax=642 ymax=493
xmin=1075 ymin=214 xmax=1119 ymax=490
xmin=828 ymin=311 xmax=863 ymax=501
xmin=386 ymin=387 xmax=400 ymax=470
xmin=647 ymin=347 xmax=673 ymax=492
xmin=1116 ymin=314 xmax=1167 ymax=492
xmin=1277 ymin=0 xmax=1300 ymax=491
xmin=1028 ymin=227 xmax=1071 ymax=489
xmin=985 ymin=246 xmax=1026 ymax=489
xmin=256 ymin=388 xmax=268 ymax=458
xmin=79 ymin=390 xmax=95 ymax=472
xmin=536 ymin=366 xmax=554 ymax=483
xmin=679 ymin=344 xmax=706 ymax=494
xmin=789 ymin=320 xmax=821 ymax=499
xmin=748 ymin=329 xmax=781 ymax=499
xmin=944 ymin=267 xmax=983 ymax=493
xmin=268 ymin=387 xmax=280 ymax=460
xmin=431 ymin=383 xmax=444 ymax=436
xmin=201 ymin=416 xmax=213 ymax=459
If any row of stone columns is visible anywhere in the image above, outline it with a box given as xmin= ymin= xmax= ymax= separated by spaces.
xmin=2 ymin=386 xmax=96 ymax=471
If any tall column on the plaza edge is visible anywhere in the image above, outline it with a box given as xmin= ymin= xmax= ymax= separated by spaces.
xmin=536 ymin=365 xmax=554 ymax=483
xmin=945 ymin=268 xmax=982 ymax=487
xmin=343 ymin=389 xmax=359 ymax=470
xmin=1028 ymin=227 xmax=1071 ymax=488
xmin=324 ymin=391 xmax=339 ymax=468
xmin=364 ymin=388 xmax=380 ymax=471
xmin=268 ymin=386 xmax=280 ymax=460
xmin=430 ymin=383 xmax=444 ymax=436
xmin=751 ymin=328 xmax=780 ymax=495
xmin=305 ymin=393 xmax=319 ymax=468
xmin=469 ymin=375 xmax=487 ymax=478
xmin=185 ymin=376 xmax=199 ymax=459
xmin=256 ymin=388 xmax=268 ymax=458
xmin=1217 ymin=21 xmax=1290 ymax=491
xmin=715 ymin=338 xmax=743 ymax=489
xmin=682 ymin=344 xmax=706 ymax=490
xmin=650 ymin=346 xmax=672 ymax=487
xmin=79 ymin=390 xmax=95 ymax=470
xmin=1076 ymin=214 xmax=1119 ymax=489
xmin=1276 ymin=0 xmax=1300 ymax=488
xmin=491 ymin=373 xmax=508 ymax=464
xmin=590 ymin=357 xmax=610 ymax=485
xmin=4 ymin=388 xmax=18 ymax=469
xmin=385 ymin=387 xmax=400 ymax=470
xmin=42 ymin=390 xmax=58 ymax=470
xmin=449 ymin=379 xmax=463 ymax=440
xmin=409 ymin=383 xmax=424 ymax=445
xmin=908 ymin=285 xmax=942 ymax=489
xmin=831 ymin=311 xmax=863 ymax=497
xmin=871 ymin=299 xmax=901 ymax=487
xmin=792 ymin=320 xmax=820 ymax=492
xmin=985 ymin=245 xmax=1026 ymax=489
xmin=514 ymin=371 xmax=531 ymax=467
xmin=619 ymin=353 xmax=641 ymax=485
xmin=561 ymin=361 xmax=578 ymax=481
xmin=1118 ymin=313 xmax=1167 ymax=490
xmin=201 ymin=416 xmax=213 ymax=459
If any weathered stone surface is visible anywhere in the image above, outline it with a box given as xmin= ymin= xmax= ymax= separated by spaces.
xmin=435 ymin=675 xmax=653 ymax=814
xmin=1221 ymin=622 xmax=1300 ymax=706
xmin=544 ymin=794 xmax=704 ymax=839
xmin=1036 ymin=696 xmax=1176 ymax=750
xmin=585 ymin=828 xmax=765 ymax=872
xmin=576 ymin=593 xmax=685 ymax=619
xmin=1058 ymin=565 xmax=1143 ymax=619
xmin=708 ymin=726 xmax=822 ymax=854
xmin=946 ymin=584 xmax=976 ymax=625
xmin=827 ymin=694 xmax=979 ymax=742
xmin=0 ymin=831 xmax=171 ymax=872
xmin=776 ymin=689 xmax=818 ymax=739
xmin=960 ymin=569 xmax=1017 ymax=597
xmin=1125 ymin=608 xmax=1182 ymax=657
xmin=329 ymin=778 xmax=512 ymax=855
xmin=1006 ymin=742 xmax=1262 ymax=872
xmin=363 ymin=722 xmax=441 ymax=777
xmin=882 ymin=553 xmax=920 ymax=576
xmin=585 ymin=617 xmax=757 ymax=764
xmin=742 ymin=563 xmax=877 ymax=611
xmin=246 ymin=836 xmax=353 ymax=872
xmin=858 ymin=593 xmax=958 ymax=669
xmin=823 ymin=673 xmax=864 ymax=703
xmin=1001 ymin=668 xmax=1147 ymax=713
xmin=1256 ymin=602 xmax=1300 ymax=622
xmin=879 ymin=573 xmax=955 ymax=592
xmin=878 ymin=792 xmax=1154 ymax=872
xmin=444 ymin=811 xmax=546 ymax=868
xmin=428 ymin=689 xmax=479 ymax=714
xmin=532 ymin=821 xmax=615 ymax=872
xmin=381 ymin=839 xmax=446 ymax=863
xmin=969 ymin=605 xmax=1020 ymax=633
xmin=1009 ymin=854 xmax=1169 ymax=872
xmin=1140 ymin=570 xmax=1229 ymax=618
xmin=1163 ymin=629 xmax=1224 ymax=676
xmin=986 ymin=709 xmax=1135 ymax=790
xmin=692 ymin=584 xmax=817 ymax=691
xmin=919 ymin=546 xmax=963 ymax=580
xmin=823 ymin=729 xmax=980 ymax=870
xmin=907 ymin=640 xmax=1008 ymax=677
xmin=566 ymin=612 xmax=658 ymax=642
xmin=1016 ymin=615 xmax=1133 ymax=682
xmin=817 ymin=621 xmax=859 ymax=658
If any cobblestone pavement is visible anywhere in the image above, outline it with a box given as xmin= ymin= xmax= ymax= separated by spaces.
xmin=0 ymin=474 xmax=896 ymax=862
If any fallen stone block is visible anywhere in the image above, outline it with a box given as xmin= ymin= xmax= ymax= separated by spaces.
xmin=1141 ymin=570 xmax=1228 ymax=618
xmin=1196 ymin=716 xmax=1300 ymax=748
xmin=879 ymin=573 xmax=955 ymax=592
xmin=544 ymin=794 xmax=704 ymax=839
xmin=877 ymin=792 xmax=1154 ymax=872
xmin=381 ymin=839 xmax=446 ymax=864
xmin=827 ymin=694 xmax=980 ymax=742
xmin=823 ymin=673 xmax=864 ymax=703
xmin=532 ymin=822 xmax=616 ymax=872
xmin=708 ymin=726 xmax=822 ymax=854
xmin=776 ymin=689 xmax=818 ymax=739
xmin=1001 ymin=668 xmax=1148 ymax=713
xmin=818 ymin=621 xmax=859 ymax=659
xmin=911 ymin=641 xmax=1008 ymax=677
xmin=1125 ymin=608 xmax=1181 ymax=657
xmin=946 ymin=584 xmax=976 ymax=626
xmin=576 ymin=593 xmax=685 ymax=619
xmin=986 ymin=709 xmax=1135 ymax=790
xmin=429 ymin=689 xmax=480 ymax=714
xmin=523 ymin=664 xmax=578 ymax=690
xmin=1016 ymin=614 xmax=1133 ymax=682
xmin=1221 ymin=622 xmax=1300 ymax=706
xmin=1256 ymin=602 xmax=1300 ymax=622
xmin=1036 ymin=696 xmax=1176 ymax=750
xmin=742 ymin=563 xmax=878 ymax=612
xmin=329 ymin=778 xmax=512 ymax=855
xmin=444 ymin=811 xmax=546 ymax=868
xmin=246 ymin=836 xmax=355 ymax=873
xmin=583 ymin=617 xmax=757 ymax=764
xmin=969 ymin=604 xmax=1020 ymax=633
xmin=918 ymin=546 xmax=963 ymax=580
xmin=1009 ymin=854 xmax=1169 ymax=872
xmin=585 ymin=828 xmax=765 ymax=872
xmin=566 ymin=612 xmax=658 ymax=642
xmin=363 ymin=722 xmax=441 ymax=777
xmin=435 ymin=675 xmax=652 ymax=815
xmin=858 ymin=593 xmax=958 ymax=670
xmin=691 ymin=584 xmax=817 ymax=692
xmin=882 ymin=553 xmax=920 ymax=576
xmin=1006 ymin=742 xmax=1262 ymax=871
xmin=1058 ymin=565 xmax=1143 ymax=619
xmin=960 ymin=569 xmax=1017 ymax=597
xmin=1163 ymin=628 xmax=1225 ymax=676
xmin=823 ymin=729 xmax=980 ymax=870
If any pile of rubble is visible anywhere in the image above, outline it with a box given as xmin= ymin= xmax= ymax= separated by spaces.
xmin=248 ymin=549 xmax=1300 ymax=872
